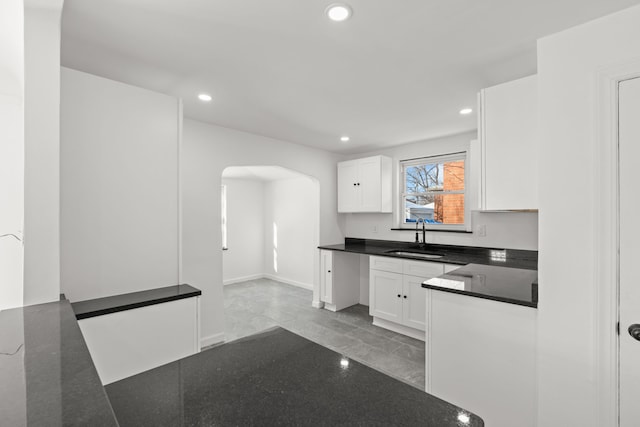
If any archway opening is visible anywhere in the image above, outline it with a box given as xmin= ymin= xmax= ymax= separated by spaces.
xmin=220 ymin=165 xmax=320 ymax=342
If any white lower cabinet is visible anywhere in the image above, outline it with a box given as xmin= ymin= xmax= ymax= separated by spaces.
xmin=426 ymin=290 xmax=536 ymax=427
xmin=320 ymin=250 xmax=333 ymax=305
xmin=369 ymin=256 xmax=454 ymax=339
xmin=369 ymin=269 xmax=403 ymax=323
xmin=319 ymin=250 xmax=360 ymax=312
xmin=402 ymin=275 xmax=428 ymax=330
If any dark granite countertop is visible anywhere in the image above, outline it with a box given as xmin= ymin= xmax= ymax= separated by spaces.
xmin=318 ymin=238 xmax=538 ymax=270
xmin=106 ymin=327 xmax=483 ymax=426
xmin=0 ymin=300 xmax=119 ymax=426
xmin=423 ymin=263 xmax=538 ymax=308
xmin=72 ymin=284 xmax=201 ymax=320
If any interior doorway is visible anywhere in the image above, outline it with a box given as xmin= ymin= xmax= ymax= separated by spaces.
xmin=220 ymin=165 xmax=320 ymax=341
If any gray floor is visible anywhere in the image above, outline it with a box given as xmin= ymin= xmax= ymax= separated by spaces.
xmin=223 ymin=278 xmax=425 ymax=390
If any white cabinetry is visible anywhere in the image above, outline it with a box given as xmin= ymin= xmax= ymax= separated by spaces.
xmin=478 ymin=74 xmax=538 ymax=210
xmin=402 ymin=275 xmax=429 ymax=331
xmin=337 ymin=155 xmax=392 ymax=213
xmin=369 ymin=269 xmax=403 ymax=324
xmin=319 ymin=250 xmax=360 ymax=312
xmin=320 ymin=250 xmax=333 ymax=304
xmin=369 ymin=256 xmax=457 ymax=339
xmin=426 ymin=290 xmax=536 ymax=427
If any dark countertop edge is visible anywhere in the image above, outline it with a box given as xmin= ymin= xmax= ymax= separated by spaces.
xmin=72 ymin=284 xmax=201 ymax=320
xmin=317 ymin=243 xmax=537 ymax=270
xmin=0 ymin=300 xmax=120 ymax=425
xmin=329 ymin=237 xmax=539 ymax=257
xmin=318 ymin=245 xmax=468 ymax=265
xmin=421 ymin=283 xmax=538 ymax=308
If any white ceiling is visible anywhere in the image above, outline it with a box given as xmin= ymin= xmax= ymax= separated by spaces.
xmin=222 ymin=166 xmax=308 ymax=181
xmin=61 ymin=0 xmax=640 ymax=154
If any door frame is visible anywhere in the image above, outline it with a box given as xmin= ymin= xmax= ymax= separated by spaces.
xmin=594 ymin=60 xmax=640 ymax=427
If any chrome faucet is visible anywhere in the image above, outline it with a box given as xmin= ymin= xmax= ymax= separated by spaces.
xmin=415 ymin=218 xmax=426 ymax=246
xmin=422 ymin=219 xmax=427 ymax=247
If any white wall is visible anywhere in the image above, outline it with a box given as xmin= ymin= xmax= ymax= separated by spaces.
xmin=181 ymin=119 xmax=344 ymax=346
xmin=222 ymin=178 xmax=265 ymax=284
xmin=0 ymin=0 xmax=24 ymax=310
xmin=60 ymin=68 xmax=180 ymax=302
xmin=342 ymin=131 xmax=539 ymax=250
xmin=263 ymin=177 xmax=317 ymax=289
xmin=22 ymin=0 xmax=64 ymax=306
xmin=536 ymin=5 xmax=640 ymax=426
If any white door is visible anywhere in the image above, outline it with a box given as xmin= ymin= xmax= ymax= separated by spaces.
xmin=358 ymin=157 xmax=381 ymax=212
xmin=402 ymin=275 xmax=427 ymax=331
xmin=320 ymin=250 xmax=333 ymax=304
xmin=619 ymin=76 xmax=640 ymax=427
xmin=369 ymin=269 xmax=402 ymax=323
xmin=337 ymin=160 xmax=359 ymax=212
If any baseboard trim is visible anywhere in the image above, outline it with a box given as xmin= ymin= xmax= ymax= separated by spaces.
xmin=323 ymin=303 xmax=337 ymax=312
xmin=223 ymin=274 xmax=263 ymax=286
xmin=224 ymin=274 xmax=313 ymax=291
xmin=263 ymin=274 xmax=313 ymax=291
xmin=372 ymin=318 xmax=425 ymax=342
xmin=200 ymin=332 xmax=225 ymax=348
xmin=312 ymin=300 xmax=324 ymax=309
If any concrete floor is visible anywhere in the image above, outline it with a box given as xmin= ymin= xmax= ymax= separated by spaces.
xmin=223 ymin=278 xmax=425 ymax=390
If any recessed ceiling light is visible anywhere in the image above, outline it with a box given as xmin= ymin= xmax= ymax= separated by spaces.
xmin=459 ymin=108 xmax=473 ymax=115
xmin=340 ymin=136 xmax=350 ymax=142
xmin=198 ymin=93 xmax=212 ymax=102
xmin=326 ymin=3 xmax=352 ymax=22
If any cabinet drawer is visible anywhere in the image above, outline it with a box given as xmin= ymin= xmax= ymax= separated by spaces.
xmin=370 ymin=256 xmax=403 ymax=274
xmin=403 ymin=260 xmax=444 ymax=278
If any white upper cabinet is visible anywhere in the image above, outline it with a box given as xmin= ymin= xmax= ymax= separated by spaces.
xmin=478 ymin=74 xmax=538 ymax=210
xmin=337 ymin=155 xmax=392 ymax=213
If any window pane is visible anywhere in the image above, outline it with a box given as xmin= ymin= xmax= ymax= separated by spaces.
xmin=405 ymin=160 xmax=464 ymax=194
xmin=404 ymin=194 xmax=465 ymax=224
xmin=433 ymin=193 xmax=465 ymax=224
xmin=442 ymin=160 xmax=464 ymax=191
xmin=405 ymin=194 xmax=436 ymax=222
xmin=406 ymin=164 xmax=443 ymax=192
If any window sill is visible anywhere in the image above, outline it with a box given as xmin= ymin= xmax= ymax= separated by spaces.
xmin=390 ymin=228 xmax=472 ymax=234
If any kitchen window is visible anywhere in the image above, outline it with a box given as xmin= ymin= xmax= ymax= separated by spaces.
xmin=400 ymin=152 xmax=468 ymax=230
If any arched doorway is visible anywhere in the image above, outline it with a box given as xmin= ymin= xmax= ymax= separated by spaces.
xmin=220 ymin=165 xmax=320 ymax=342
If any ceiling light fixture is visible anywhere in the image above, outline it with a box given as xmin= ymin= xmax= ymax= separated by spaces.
xmin=340 ymin=136 xmax=350 ymax=142
xmin=198 ymin=93 xmax=212 ymax=102
xmin=459 ymin=108 xmax=473 ymax=115
xmin=326 ymin=3 xmax=353 ymax=22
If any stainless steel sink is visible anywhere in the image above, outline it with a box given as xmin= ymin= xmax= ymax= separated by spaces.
xmin=385 ymin=250 xmax=444 ymax=259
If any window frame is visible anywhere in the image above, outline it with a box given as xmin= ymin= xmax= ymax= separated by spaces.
xmin=221 ymin=184 xmax=228 ymax=250
xmin=399 ymin=151 xmax=470 ymax=231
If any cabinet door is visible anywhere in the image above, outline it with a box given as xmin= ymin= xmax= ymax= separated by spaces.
xmin=357 ymin=157 xmax=382 ymax=212
xmin=369 ymin=269 xmax=403 ymax=323
xmin=320 ymin=250 xmax=333 ymax=304
xmin=337 ymin=160 xmax=359 ymax=212
xmin=402 ymin=275 xmax=428 ymax=331
xmin=481 ymin=74 xmax=538 ymax=210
